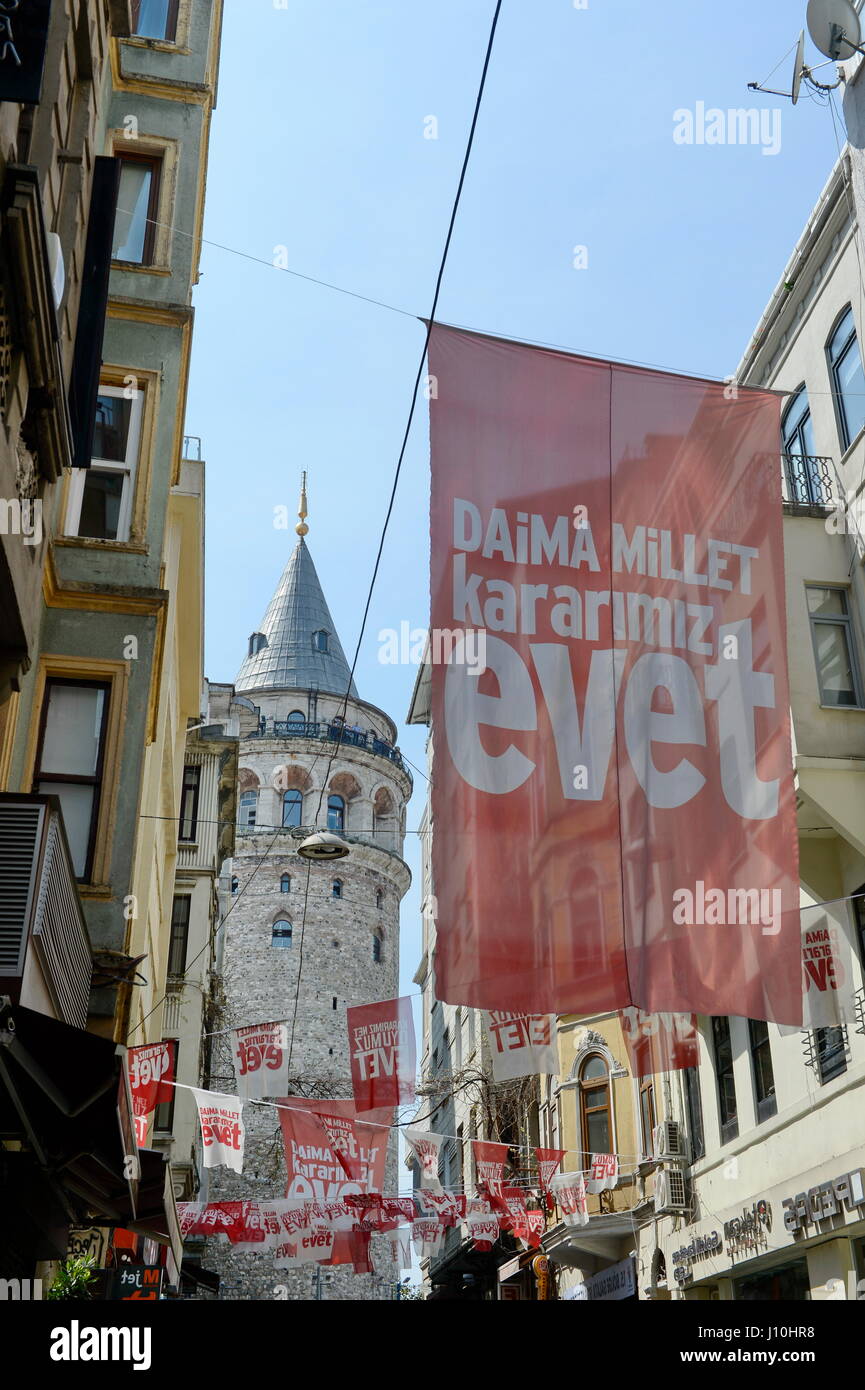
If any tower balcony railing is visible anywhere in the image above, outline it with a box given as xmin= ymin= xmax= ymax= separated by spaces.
xmin=782 ymin=454 xmax=836 ymax=512
xmin=247 ymin=717 xmax=412 ymax=784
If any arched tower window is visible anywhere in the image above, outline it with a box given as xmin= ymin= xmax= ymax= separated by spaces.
xmin=286 ymin=710 xmax=306 ymax=731
xmin=283 ymin=789 xmax=303 ymax=828
xmin=332 ymin=878 xmax=343 ymax=899
xmin=579 ymin=1054 xmax=611 ymax=1158
xmin=239 ymin=790 xmax=257 ymax=829
xmin=280 ymin=873 xmax=291 ymax=893
xmin=372 ymin=930 xmax=383 ymax=963
xmin=313 ymin=630 xmax=329 ymax=653
xmin=327 ymin=794 xmax=345 ymax=831
xmin=272 ymin=920 xmax=293 ymax=948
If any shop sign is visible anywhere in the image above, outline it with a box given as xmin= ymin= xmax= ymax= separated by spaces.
xmin=672 ymin=1229 xmax=722 ymax=1285
xmin=723 ymin=1200 xmax=771 ymax=1258
xmin=107 ymin=1266 xmax=162 ymax=1301
xmin=67 ymin=1228 xmax=110 ymax=1268
xmin=498 ymin=1255 xmax=522 ymax=1282
xmin=782 ymin=1169 xmax=865 ymax=1235
xmin=571 ymin=1257 xmax=636 ymax=1301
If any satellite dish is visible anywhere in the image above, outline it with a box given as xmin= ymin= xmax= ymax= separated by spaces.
xmin=792 ymin=29 xmax=806 ymax=104
xmin=806 ymin=0 xmax=862 ymax=61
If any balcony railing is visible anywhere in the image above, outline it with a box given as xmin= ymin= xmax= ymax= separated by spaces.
xmin=247 ymin=718 xmax=412 ymax=782
xmin=782 ymin=454 xmax=836 ymax=510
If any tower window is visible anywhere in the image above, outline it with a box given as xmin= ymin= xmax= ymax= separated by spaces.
xmin=286 ymin=710 xmax=306 ymax=730
xmin=231 ymin=875 xmax=239 ymax=895
xmin=375 ymin=889 xmax=383 ymax=910
xmin=332 ymin=879 xmax=343 ymax=899
xmin=332 ymin=997 xmax=337 ymax=1010
xmin=372 ymin=932 xmax=382 ymax=963
xmin=239 ymin=789 xmax=257 ymax=829
xmin=280 ymin=873 xmax=291 ymax=893
xmin=327 ymin=795 xmax=345 ymax=832
xmin=272 ymin=920 xmax=293 ymax=949
xmin=313 ymin=630 xmax=329 ymax=653
xmin=283 ymin=789 xmax=303 ymax=828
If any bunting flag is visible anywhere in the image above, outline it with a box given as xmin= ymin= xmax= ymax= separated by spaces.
xmin=466 ymin=1212 xmax=500 ymax=1252
xmin=551 ymin=1172 xmax=589 ymax=1227
xmin=388 ymin=1226 xmax=412 ymax=1271
xmin=278 ymin=1099 xmax=389 ymax=1205
xmin=586 ymin=1153 xmax=619 ymax=1194
xmin=472 ymin=1139 xmax=509 ymax=1192
xmin=231 ymin=1021 xmax=290 ymax=1099
xmin=798 ymin=902 xmax=857 ymax=1030
xmin=513 ymin=1210 xmax=546 ymax=1249
xmin=620 ymin=1008 xmax=699 ymax=1078
xmin=412 ymin=1218 xmax=445 ymax=1259
xmin=500 ymin=1186 xmax=527 ymax=1230
xmin=347 ymin=997 xmax=416 ymax=1112
xmin=312 ymin=1110 xmax=364 ymax=1181
xmin=403 ymin=1128 xmax=445 ymax=1191
xmin=191 ymin=1088 xmax=245 ymax=1173
xmin=417 ymin=1190 xmax=465 ymax=1226
xmin=483 ymin=1011 xmax=559 ymax=1081
xmin=428 ymin=321 xmax=800 ymax=1025
xmin=535 ymin=1148 xmax=566 ymax=1192
xmin=128 ymin=1041 xmax=175 ymax=1145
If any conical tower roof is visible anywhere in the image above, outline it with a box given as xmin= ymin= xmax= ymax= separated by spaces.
xmin=235 ymin=537 xmax=358 ymax=698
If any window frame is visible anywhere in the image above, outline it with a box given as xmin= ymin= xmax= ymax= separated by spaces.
xmin=372 ymin=930 xmax=382 ymax=963
xmin=683 ymin=1064 xmax=705 ymax=1161
xmin=814 ymin=1025 xmax=848 ymax=1084
xmin=578 ymin=1053 xmax=611 ymax=1160
xmin=178 ymin=764 xmax=201 ymax=843
xmin=639 ymin=1078 xmax=656 ymax=1158
xmin=313 ymin=630 xmax=329 ymax=653
xmin=332 ymin=878 xmax=343 ymax=900
xmin=167 ymin=894 xmax=191 ymax=978
xmin=32 ymin=676 xmax=111 ymax=883
xmin=112 ymin=152 xmax=162 ymax=267
xmin=238 ymin=789 xmax=258 ymax=830
xmin=64 ymin=384 xmax=145 ymax=544
xmin=781 ymin=385 xmax=822 ymax=505
xmin=806 ymin=583 xmax=864 ymax=709
xmin=711 ymin=1015 xmax=738 ymax=1145
xmin=747 ymin=1018 xmax=777 ymax=1124
xmin=826 ymin=304 xmax=865 ymax=453
xmin=327 ymin=794 xmax=345 ymax=832
xmin=131 ymin=0 xmax=180 ymax=42
xmin=271 ymin=920 xmax=293 ymax=949
xmin=282 ymin=789 xmax=303 ymax=828
xmin=280 ymin=873 xmax=291 ymax=894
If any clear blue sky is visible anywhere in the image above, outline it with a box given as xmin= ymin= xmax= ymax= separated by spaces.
xmin=186 ymin=0 xmax=846 ymax=997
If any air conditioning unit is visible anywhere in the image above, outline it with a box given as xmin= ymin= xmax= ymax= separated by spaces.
xmin=654 ymin=1168 xmax=689 ymax=1215
xmin=653 ymin=1121 xmax=688 ymax=1163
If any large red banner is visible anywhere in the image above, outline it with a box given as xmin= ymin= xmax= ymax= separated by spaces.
xmin=346 ymin=997 xmax=416 ymax=1112
xmin=428 ymin=323 xmax=800 ymax=1023
xmin=278 ymin=1098 xmax=389 ymax=1204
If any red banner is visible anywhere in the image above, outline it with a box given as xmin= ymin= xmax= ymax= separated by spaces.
xmin=428 ymin=323 xmax=800 ymax=1024
xmin=472 ymin=1139 xmax=509 ymax=1192
xmin=128 ymin=1041 xmax=175 ymax=1123
xmin=620 ymin=1008 xmax=699 ymax=1078
xmin=534 ymin=1148 xmax=566 ymax=1192
xmin=346 ymin=997 xmax=416 ymax=1112
xmin=278 ymin=1099 xmax=389 ymax=1205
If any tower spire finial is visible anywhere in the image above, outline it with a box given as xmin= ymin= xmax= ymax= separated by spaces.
xmin=296 ymin=470 xmax=309 ymax=537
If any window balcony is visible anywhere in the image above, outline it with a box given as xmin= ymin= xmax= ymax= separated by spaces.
xmin=247 ymin=718 xmax=412 ymax=785
xmin=782 ymin=454 xmax=836 ymax=513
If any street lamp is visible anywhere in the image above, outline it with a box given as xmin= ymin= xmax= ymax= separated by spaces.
xmin=297 ymin=830 xmax=350 ymax=861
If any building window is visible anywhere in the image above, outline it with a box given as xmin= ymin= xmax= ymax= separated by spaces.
xmin=280 ymin=873 xmax=291 ymax=893
xmin=282 ymin=789 xmax=303 ymax=828
xmin=827 ymin=306 xmax=865 ymax=451
xmin=683 ymin=1065 xmax=705 ymax=1161
xmin=639 ymin=1079 xmax=656 ymax=1157
xmin=167 ymin=895 xmax=191 ymax=977
xmin=33 ymin=679 xmax=111 ymax=881
xmin=64 ymin=386 xmax=144 ymax=543
xmin=231 ymin=875 xmax=239 ymax=894
xmin=287 ymin=710 xmax=306 ymax=730
xmin=375 ymin=888 xmax=383 ymax=909
xmin=806 ymin=586 xmax=863 ymax=708
xmin=372 ymin=931 xmax=382 ymax=963
xmin=327 ymin=795 xmax=345 ymax=831
xmin=781 ymin=386 xmax=823 ymax=505
xmin=153 ymin=1042 xmax=178 ymax=1132
xmin=332 ymin=878 xmax=343 ymax=899
xmin=238 ymin=790 xmax=257 ymax=829
xmin=178 ymin=765 xmax=200 ymax=842
xmin=815 ymin=1025 xmax=848 ymax=1083
xmin=711 ymin=1016 xmax=738 ymax=1144
xmin=132 ymin=0 xmax=180 ymax=41
xmin=272 ymin=921 xmax=292 ymax=949
xmin=112 ymin=154 xmax=161 ymax=265
xmin=748 ymin=1019 xmax=777 ymax=1123
xmin=579 ymin=1054 xmax=611 ymax=1158
xmin=313 ymin=630 xmax=329 ymax=653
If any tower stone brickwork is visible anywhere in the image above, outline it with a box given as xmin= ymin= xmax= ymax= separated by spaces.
xmin=205 ymin=489 xmax=411 ymax=1299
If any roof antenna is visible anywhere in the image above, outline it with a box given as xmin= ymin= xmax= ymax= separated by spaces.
xmin=748 ymin=30 xmax=808 ymax=102
xmin=806 ymin=0 xmax=865 ymax=60
xmin=296 ymin=469 xmax=309 ymax=537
